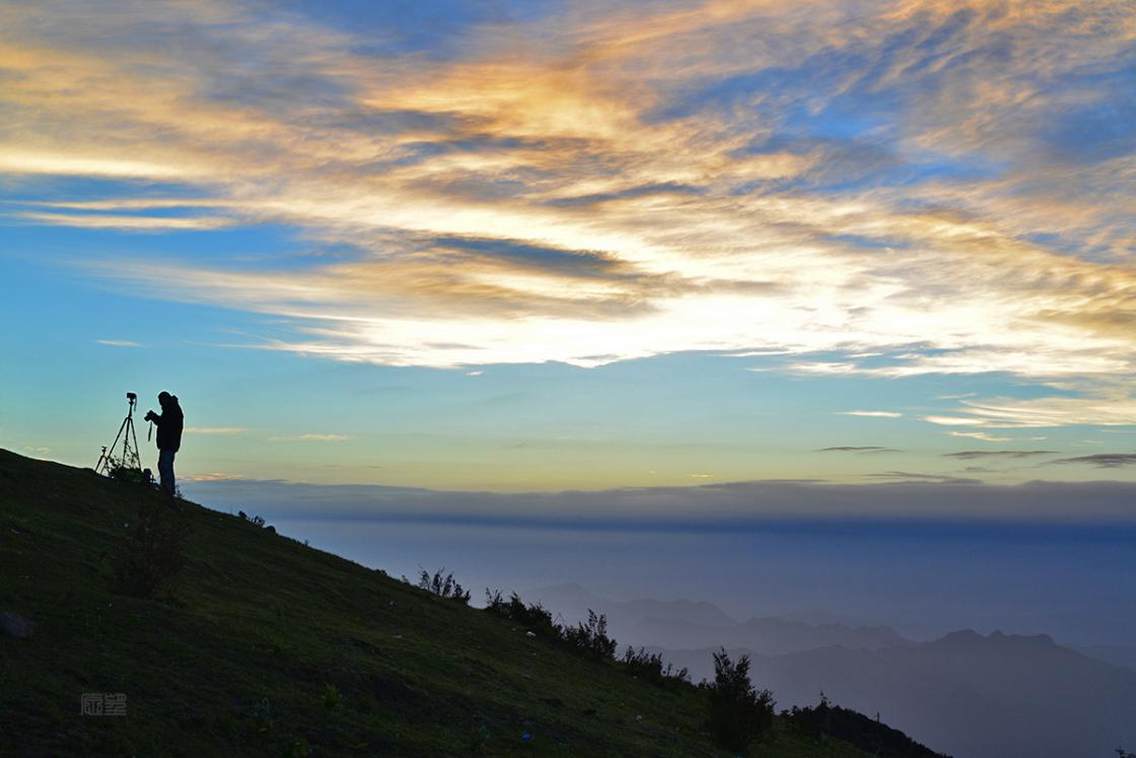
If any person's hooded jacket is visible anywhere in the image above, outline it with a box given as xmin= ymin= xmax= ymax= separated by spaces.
xmin=153 ymin=394 xmax=184 ymax=453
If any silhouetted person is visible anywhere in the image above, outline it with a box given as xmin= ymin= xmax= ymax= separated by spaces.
xmin=145 ymin=391 xmax=183 ymax=496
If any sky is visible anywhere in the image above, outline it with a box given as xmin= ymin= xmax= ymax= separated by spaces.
xmin=1 ymin=0 xmax=1135 ymax=507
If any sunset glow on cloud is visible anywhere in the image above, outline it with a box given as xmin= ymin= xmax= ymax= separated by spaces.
xmin=2 ymin=0 xmax=1134 ymax=489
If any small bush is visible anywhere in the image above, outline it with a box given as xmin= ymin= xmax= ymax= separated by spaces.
xmin=563 ymin=609 xmax=617 ymax=661
xmin=108 ymin=464 xmax=150 ymax=486
xmin=238 ymin=510 xmax=267 ymax=528
xmin=113 ymin=500 xmax=188 ymax=597
xmin=485 ymin=589 xmax=562 ymax=638
xmin=483 ymin=590 xmax=690 ymax=689
xmin=485 ymin=588 xmax=505 ymax=610
xmin=784 ymin=694 xmax=948 ymax=757
xmin=99 ymin=451 xmax=149 ymax=485
xmin=321 ymin=684 xmax=342 ymax=710
xmin=704 ymin=648 xmax=775 ymax=754
xmin=622 ymin=646 xmax=690 ymax=685
xmin=415 ymin=568 xmax=471 ymax=604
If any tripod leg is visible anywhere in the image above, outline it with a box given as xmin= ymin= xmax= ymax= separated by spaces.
xmin=100 ymin=417 xmax=130 ymax=473
xmin=127 ymin=417 xmax=142 ymax=470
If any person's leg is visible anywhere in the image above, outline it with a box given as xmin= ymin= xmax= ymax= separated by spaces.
xmin=158 ymin=449 xmax=175 ymax=496
xmin=157 ymin=450 xmax=168 ymax=493
xmin=168 ymin=451 xmax=177 ymax=497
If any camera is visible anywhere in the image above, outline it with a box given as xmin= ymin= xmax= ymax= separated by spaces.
xmin=126 ymin=391 xmax=137 ymax=401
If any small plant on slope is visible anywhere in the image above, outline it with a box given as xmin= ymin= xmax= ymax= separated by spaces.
xmin=622 ymin=646 xmax=690 ymax=685
xmin=113 ymin=500 xmax=188 ymax=597
xmin=563 ymin=609 xmax=617 ymax=661
xmin=704 ymin=648 xmax=775 ymax=754
xmin=415 ymin=567 xmax=471 ymax=604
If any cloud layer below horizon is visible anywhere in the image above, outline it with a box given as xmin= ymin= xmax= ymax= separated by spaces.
xmin=185 ymin=476 xmax=1136 ymax=525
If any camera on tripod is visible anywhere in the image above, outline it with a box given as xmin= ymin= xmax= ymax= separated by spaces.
xmin=95 ymin=391 xmax=153 ymax=485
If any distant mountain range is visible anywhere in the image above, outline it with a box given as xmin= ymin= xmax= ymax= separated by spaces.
xmin=532 ymin=582 xmax=912 ymax=654
xmin=532 ymin=584 xmax=1136 ymax=758
xmin=1076 ymin=644 xmax=1136 ymax=672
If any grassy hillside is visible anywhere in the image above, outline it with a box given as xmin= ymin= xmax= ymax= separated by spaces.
xmin=0 ymin=449 xmax=871 ymax=756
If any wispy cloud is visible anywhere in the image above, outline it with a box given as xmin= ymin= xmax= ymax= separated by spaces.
xmin=839 ymin=411 xmax=903 ymax=419
xmin=269 ymin=433 xmax=350 ymax=442
xmin=944 ymin=450 xmax=1057 ymax=460
xmin=1053 ymin=454 xmax=1136 ymax=469
xmin=0 ymin=150 xmax=205 ymax=179
xmin=925 ymin=416 xmax=983 ymax=427
xmin=95 ymin=339 xmax=141 ymax=348
xmin=948 ymin=431 xmax=1012 ymax=443
xmin=185 ymin=427 xmax=247 ymax=435
xmin=182 ymin=472 xmax=248 ymax=482
xmin=1 ymin=0 xmax=1134 ymax=419
xmin=818 ymin=446 xmax=899 ymax=454
xmin=928 ymin=393 xmax=1136 ymax=430
xmin=17 ymin=212 xmax=232 ymax=231
xmin=865 ymin=471 xmax=982 ymax=485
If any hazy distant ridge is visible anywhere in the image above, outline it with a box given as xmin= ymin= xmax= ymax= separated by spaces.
xmin=532 ymin=584 xmax=1136 ymax=758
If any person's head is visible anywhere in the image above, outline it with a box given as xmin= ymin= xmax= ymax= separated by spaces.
xmin=158 ymin=391 xmax=171 ymax=407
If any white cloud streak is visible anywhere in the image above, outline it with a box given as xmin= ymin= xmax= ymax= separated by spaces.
xmin=18 ymin=212 xmax=233 ymax=231
xmin=948 ymin=431 xmax=1013 ymax=443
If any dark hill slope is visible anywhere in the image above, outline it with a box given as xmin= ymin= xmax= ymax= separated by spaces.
xmin=0 ymin=450 xmax=870 ymax=757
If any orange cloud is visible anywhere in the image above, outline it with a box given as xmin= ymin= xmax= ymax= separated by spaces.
xmin=1 ymin=0 xmax=1133 ymax=428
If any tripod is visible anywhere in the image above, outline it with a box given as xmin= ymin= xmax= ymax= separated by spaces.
xmin=96 ymin=392 xmax=144 ymax=476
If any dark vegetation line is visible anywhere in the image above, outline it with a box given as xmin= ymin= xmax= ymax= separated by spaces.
xmin=410 ymin=568 xmax=948 ymax=757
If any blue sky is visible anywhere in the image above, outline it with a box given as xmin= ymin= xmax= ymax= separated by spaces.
xmin=1 ymin=0 xmax=1134 ymax=505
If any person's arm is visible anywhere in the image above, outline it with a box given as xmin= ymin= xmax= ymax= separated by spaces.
xmin=145 ymin=410 xmax=163 ymax=426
